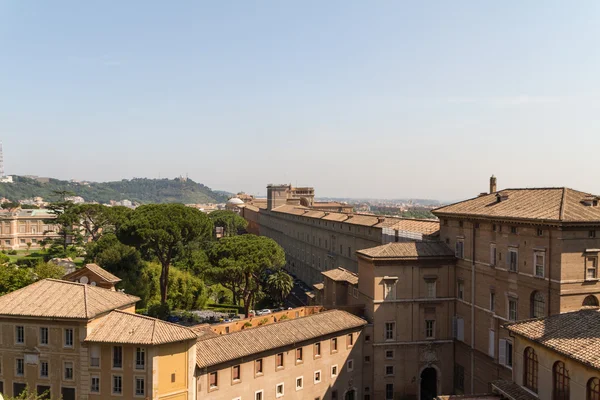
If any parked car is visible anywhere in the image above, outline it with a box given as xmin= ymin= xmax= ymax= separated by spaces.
xmin=256 ymin=309 xmax=272 ymax=316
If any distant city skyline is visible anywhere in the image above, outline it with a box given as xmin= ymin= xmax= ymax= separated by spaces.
xmin=2 ymin=1 xmax=600 ymax=200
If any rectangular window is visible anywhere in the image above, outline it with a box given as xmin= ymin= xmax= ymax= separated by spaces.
xmin=134 ymin=348 xmax=145 ymax=370
xmin=331 ymin=337 xmax=338 ymax=352
xmin=489 ymin=330 xmax=495 ymax=358
xmin=347 ymin=359 xmax=354 ymax=371
xmin=586 ymin=256 xmax=598 ymax=280
xmin=112 ymin=375 xmax=122 ymax=395
xmin=384 ymin=281 xmax=396 ymax=300
xmin=508 ymin=249 xmax=518 ymax=272
xmin=255 ymin=358 xmax=263 ymax=374
xmin=64 ymin=328 xmax=74 ymax=347
xmin=385 ymin=322 xmax=395 ymax=340
xmin=255 ymin=390 xmax=264 ymax=400
xmin=534 ymin=252 xmax=545 ymax=277
xmin=296 ymin=348 xmax=303 ymax=362
xmin=426 ymin=281 xmax=436 ymax=298
xmin=331 ymin=365 xmax=338 ymax=377
xmin=16 ymin=326 xmax=24 ymax=344
xmin=353 ymin=287 xmax=359 ymax=298
xmin=425 ymin=320 xmax=435 ymax=338
xmin=232 ymin=365 xmax=241 ymax=381
xmin=455 ymin=239 xmax=464 ymax=258
xmin=499 ymin=339 xmax=513 ymax=368
xmin=314 ymin=370 xmax=321 ymax=383
xmin=385 ymin=350 xmax=394 ymax=359
xmin=90 ymin=345 xmax=100 ymax=368
xmin=453 ymin=317 xmax=465 ymax=341
xmin=314 ymin=342 xmax=321 ymax=357
xmin=511 ymin=227 xmax=517 ymax=234
xmin=39 ymin=327 xmax=48 ymax=345
xmin=40 ymin=361 xmax=49 ymax=378
xmin=385 ymin=383 xmax=394 ymax=400
xmin=64 ymin=362 xmax=73 ymax=380
xmin=135 ymin=377 xmax=145 ymax=396
xmin=490 ymin=292 xmax=495 ymax=312
xmin=490 ymin=244 xmax=497 ymax=266
xmin=457 ymin=282 xmax=464 ymax=300
xmin=454 ymin=364 xmax=465 ymax=392
xmin=296 ymin=376 xmax=303 ymax=390
xmin=209 ymin=371 xmax=218 ymax=388
xmin=346 ymin=333 xmax=353 ymax=347
xmin=113 ymin=346 xmax=123 ymax=368
xmin=508 ymin=299 xmax=518 ymax=321
xmin=276 ymin=353 xmax=284 ymax=368
xmin=16 ymin=358 xmax=24 ymax=376
xmin=385 ymin=365 xmax=394 ymax=376
xmin=537 ymin=228 xmax=543 ymax=236
xmin=276 ymin=383 xmax=284 ymax=398
xmin=90 ymin=376 xmax=100 ymax=393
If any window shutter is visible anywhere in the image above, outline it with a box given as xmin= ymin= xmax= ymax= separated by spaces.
xmin=499 ymin=339 xmax=506 ymax=366
xmin=457 ymin=318 xmax=464 ymax=341
xmin=488 ymin=330 xmax=495 ymax=358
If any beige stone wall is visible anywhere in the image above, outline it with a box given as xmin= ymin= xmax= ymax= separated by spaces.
xmin=0 ymin=214 xmax=59 ymax=250
xmin=196 ymin=329 xmax=363 ymax=400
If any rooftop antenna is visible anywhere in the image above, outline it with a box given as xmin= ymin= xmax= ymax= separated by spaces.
xmin=0 ymin=141 xmax=5 ymax=177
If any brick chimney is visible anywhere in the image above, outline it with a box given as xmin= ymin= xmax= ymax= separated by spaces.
xmin=490 ymin=175 xmax=497 ymax=194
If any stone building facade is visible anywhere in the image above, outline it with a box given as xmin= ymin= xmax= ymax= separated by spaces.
xmin=0 ymin=209 xmax=59 ymax=250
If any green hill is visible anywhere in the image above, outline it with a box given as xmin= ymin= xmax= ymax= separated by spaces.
xmin=0 ymin=176 xmax=228 ymax=204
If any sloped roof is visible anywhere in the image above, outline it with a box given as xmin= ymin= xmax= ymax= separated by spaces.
xmin=357 ymin=241 xmax=455 ymax=259
xmin=434 ymin=188 xmax=600 ymax=223
xmin=321 ymin=267 xmax=359 ymax=285
xmin=196 ymin=310 xmax=366 ymax=368
xmin=376 ymin=218 xmax=441 ymax=235
xmin=0 ymin=279 xmax=139 ymax=319
xmin=85 ymin=310 xmax=197 ymax=345
xmin=313 ymin=283 xmax=324 ymax=291
xmin=345 ymin=215 xmax=380 ymax=226
xmin=505 ymin=308 xmax=600 ymax=369
xmin=322 ymin=212 xmax=349 ymax=222
xmin=490 ymin=380 xmax=539 ymax=400
xmin=190 ymin=324 xmax=220 ymax=341
xmin=271 ymin=204 xmax=309 ymax=215
xmin=63 ymin=263 xmax=121 ymax=283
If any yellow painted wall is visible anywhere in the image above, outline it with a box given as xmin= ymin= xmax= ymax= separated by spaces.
xmin=158 ymin=341 xmax=189 ymax=395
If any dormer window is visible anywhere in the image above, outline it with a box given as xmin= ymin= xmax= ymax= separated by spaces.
xmin=582 ymin=196 xmax=600 ymax=207
xmin=496 ymin=193 xmax=509 ymax=203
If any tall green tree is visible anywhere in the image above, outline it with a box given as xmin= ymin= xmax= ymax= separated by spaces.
xmin=208 ymin=210 xmax=248 ymax=237
xmin=118 ymin=204 xmax=213 ymax=304
xmin=71 ymin=203 xmax=114 ymax=241
xmin=207 ymin=234 xmax=285 ymax=316
xmin=44 ymin=190 xmax=82 ymax=255
xmin=267 ymin=269 xmax=294 ymax=306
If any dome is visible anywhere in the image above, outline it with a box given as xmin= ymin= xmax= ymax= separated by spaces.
xmin=227 ymin=198 xmax=244 ymax=205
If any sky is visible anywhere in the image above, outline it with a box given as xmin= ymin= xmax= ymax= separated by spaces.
xmin=1 ymin=1 xmax=599 ymax=201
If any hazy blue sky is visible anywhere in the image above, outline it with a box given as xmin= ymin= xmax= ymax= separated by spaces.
xmin=1 ymin=1 xmax=599 ymax=200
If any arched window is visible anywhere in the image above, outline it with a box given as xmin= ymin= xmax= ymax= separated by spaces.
xmin=531 ymin=291 xmax=545 ymax=318
xmin=553 ymin=361 xmax=570 ymax=400
xmin=588 ymin=378 xmax=600 ymax=400
xmin=523 ymin=347 xmax=538 ymax=392
xmin=583 ymin=295 xmax=599 ymax=307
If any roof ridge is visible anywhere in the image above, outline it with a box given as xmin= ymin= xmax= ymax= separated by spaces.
xmin=112 ymin=309 xmax=198 ymax=334
xmin=559 ymin=187 xmax=567 ymax=220
xmin=83 ymin=284 xmax=89 ymax=318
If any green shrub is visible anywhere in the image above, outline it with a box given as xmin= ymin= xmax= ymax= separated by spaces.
xmin=0 ymin=252 xmax=9 ymax=264
xmin=9 ymin=250 xmax=17 ymax=255
xmin=16 ymin=258 xmax=38 ymax=268
xmin=243 ymin=322 xmax=252 ymax=328
xmin=279 ymin=314 xmax=289 ymax=320
xmin=257 ymin=318 xmax=269 ymax=326
xmin=147 ymin=303 xmax=171 ymax=320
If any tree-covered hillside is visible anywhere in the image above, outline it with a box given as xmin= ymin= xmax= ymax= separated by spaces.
xmin=0 ymin=176 xmax=228 ymax=204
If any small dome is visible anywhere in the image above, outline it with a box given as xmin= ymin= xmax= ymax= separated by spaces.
xmin=227 ymin=198 xmax=244 ymax=205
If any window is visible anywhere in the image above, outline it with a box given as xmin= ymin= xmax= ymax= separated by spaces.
xmin=443 ymin=219 xmax=448 ymax=226
xmin=586 ymin=256 xmax=598 ymax=280
xmin=531 ymin=291 xmax=545 ymax=318
xmin=232 ymin=365 xmax=241 ymax=381
xmin=39 ymin=327 xmax=48 ymax=345
xmin=340 ymin=244 xmax=342 ymax=254
xmin=553 ymin=361 xmax=570 ymax=400
xmin=64 ymin=362 xmax=73 ymax=380
xmin=385 ymin=322 xmax=395 ymax=341
xmin=455 ymin=239 xmax=464 ymax=258
xmin=490 ymin=243 xmax=497 ymax=266
xmin=16 ymin=358 xmax=24 ymax=376
xmin=347 ymin=359 xmax=354 ymax=371
xmin=332 ymin=390 xmax=338 ymax=400
xmin=346 ymin=333 xmax=354 ymax=347
xmin=584 ymin=295 xmax=600 ymax=307
xmin=537 ymin=228 xmax=544 ymax=236
xmin=365 ymin=355 xmax=371 ymax=363
xmin=331 ymin=365 xmax=338 ymax=377
xmin=90 ymin=376 xmax=100 ymax=393
xmin=488 ymin=330 xmax=495 ymax=358
xmin=40 ymin=361 xmax=49 ymax=378
xmin=425 ymin=320 xmax=435 ymax=338
xmin=296 ymin=376 xmax=303 ymax=390
xmin=255 ymin=358 xmax=263 ymax=374
xmin=385 ymin=383 xmax=394 ymax=400
xmin=523 ymin=347 xmax=538 ymax=393
xmin=16 ymin=326 xmax=24 ymax=344
xmin=90 ymin=346 xmax=100 ymax=367
xmin=276 ymin=383 xmax=284 ymax=398
xmin=426 ymin=281 xmax=436 ymax=298
xmin=135 ymin=377 xmax=145 ymax=397
xmin=64 ymin=328 xmax=74 ymax=347
xmin=457 ymin=281 xmax=464 ymax=300
xmin=590 ymin=230 xmax=597 ymax=238
xmin=508 ymin=298 xmax=518 ymax=321
xmin=313 ymin=342 xmax=321 ymax=358
xmin=454 ymin=317 xmax=465 ymax=341
xmin=508 ymin=249 xmax=518 ymax=272
xmin=353 ymin=287 xmax=359 ymax=298
xmin=255 ymin=390 xmax=264 ymax=400
xmin=499 ymin=339 xmax=513 ymax=368
xmin=296 ymin=347 xmax=303 ymax=362
xmin=331 ymin=338 xmax=338 ymax=352
xmin=511 ymin=226 xmax=518 ymax=234
xmin=276 ymin=352 xmax=284 ymax=368
xmin=113 ymin=346 xmax=122 ymax=368
xmin=209 ymin=371 xmax=218 ymax=388
xmin=112 ymin=375 xmax=122 ymax=395
xmin=314 ymin=370 xmax=321 ymax=383
xmin=348 ymin=246 xmax=351 ymax=257
xmin=136 ymin=347 xmax=145 ymax=370
xmin=459 ymin=221 xmax=464 ymax=227
xmin=384 ymin=281 xmax=396 ymax=300
xmin=385 ymin=350 xmax=394 ymax=359
xmin=385 ymin=365 xmax=394 ymax=376
xmin=534 ymin=252 xmax=545 ymax=277
xmin=454 ymin=364 xmax=465 ymax=392
xmin=490 ymin=292 xmax=495 ymax=312
xmin=587 ymin=378 xmax=600 ymax=400
xmin=365 ymin=335 xmax=370 ymax=342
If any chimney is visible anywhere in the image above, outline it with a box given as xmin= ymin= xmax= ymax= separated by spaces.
xmin=490 ymin=175 xmax=497 ymax=194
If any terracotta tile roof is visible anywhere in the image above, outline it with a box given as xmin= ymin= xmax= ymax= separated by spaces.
xmin=379 ymin=218 xmax=441 ymax=235
xmin=322 ymin=212 xmax=349 ymax=222
xmin=313 ymin=202 xmax=347 ymax=208
xmin=85 ymin=310 xmax=197 ymax=345
xmin=63 ymin=263 xmax=121 ymax=283
xmin=190 ymin=324 xmax=220 ymax=341
xmin=491 ymin=380 xmax=538 ymax=400
xmin=434 ymin=188 xmax=600 ymax=223
xmin=357 ymin=241 xmax=455 ymax=259
xmin=505 ymin=308 xmax=600 ymax=369
xmin=345 ymin=215 xmax=380 ymax=226
xmin=271 ymin=204 xmax=309 ymax=215
xmin=0 ymin=279 xmax=139 ymax=319
xmin=241 ymin=204 xmax=260 ymax=212
xmin=321 ymin=267 xmax=359 ymax=285
xmin=303 ymin=210 xmax=326 ymax=218
xmin=313 ymin=283 xmax=324 ymax=291
xmin=195 ymin=310 xmax=366 ymax=368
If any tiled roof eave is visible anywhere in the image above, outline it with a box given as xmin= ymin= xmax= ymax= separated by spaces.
xmin=357 ymin=254 xmax=456 ymax=261
xmin=432 ymin=212 xmax=566 ymax=225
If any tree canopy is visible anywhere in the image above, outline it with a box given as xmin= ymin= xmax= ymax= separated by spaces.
xmin=208 ymin=210 xmax=248 ymax=236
